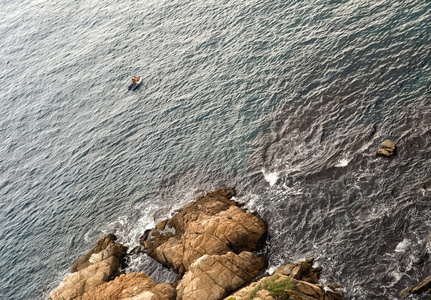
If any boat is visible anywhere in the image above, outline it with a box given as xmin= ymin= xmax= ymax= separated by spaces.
xmin=128 ymin=76 xmax=142 ymax=91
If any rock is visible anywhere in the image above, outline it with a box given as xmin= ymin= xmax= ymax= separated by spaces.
xmin=412 ymin=274 xmax=431 ymax=294
xmin=142 ymin=187 xmax=266 ymax=273
xmin=139 ymin=229 xmax=152 ymax=244
xmin=291 ymin=263 xmax=309 ymax=282
xmin=325 ymin=290 xmax=344 ymax=300
xmin=78 ymin=272 xmax=175 ymax=300
xmin=381 ymin=139 xmax=396 ymax=150
xmin=156 ymin=219 xmax=168 ymax=231
xmin=49 ymin=235 xmax=127 ymax=300
xmin=177 ymin=251 xmax=265 ymax=300
xmin=48 ymin=188 xmax=346 ymax=300
xmin=376 ymin=139 xmax=396 ymax=157
xmin=399 ymin=287 xmax=410 ymax=298
xmin=167 ymin=187 xmax=239 ymax=234
xmin=47 ymin=188 xmax=346 ymax=300
xmin=423 ymin=180 xmax=431 ymax=190
xmin=274 ymin=259 xmax=320 ymax=284
xmin=274 ymin=263 xmax=296 ymax=276
xmin=71 ymin=233 xmax=119 ymax=273
xmin=225 ymin=274 xmax=333 ymax=300
xmin=128 ymin=245 xmax=144 ymax=255
xmin=295 ymin=281 xmax=325 ymax=299
xmin=376 ymin=148 xmax=391 ymax=157
xmin=226 ymin=260 xmax=343 ymax=300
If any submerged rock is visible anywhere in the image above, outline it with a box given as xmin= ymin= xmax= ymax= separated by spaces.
xmin=376 ymin=139 xmax=396 ymax=157
xmin=141 ymin=187 xmax=267 ymax=274
xmin=399 ymin=287 xmax=410 ymax=298
xmin=399 ymin=274 xmax=431 ymax=299
xmin=412 ymin=274 xmax=431 ymax=294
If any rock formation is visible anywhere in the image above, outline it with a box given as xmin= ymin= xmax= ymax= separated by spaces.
xmin=376 ymin=139 xmax=396 ymax=157
xmin=273 ymin=258 xmax=321 ymax=284
xmin=177 ymin=251 xmax=265 ymax=300
xmin=71 ymin=234 xmax=121 ymax=273
xmin=49 ymin=235 xmax=128 ymax=300
xmin=399 ymin=274 xmax=431 ymax=298
xmin=77 ymin=272 xmax=175 ymax=300
xmin=48 ymin=188 xmax=344 ymax=300
xmin=141 ymin=187 xmax=267 ymax=274
xmin=49 ymin=234 xmax=176 ymax=300
xmin=225 ymin=259 xmax=343 ymax=300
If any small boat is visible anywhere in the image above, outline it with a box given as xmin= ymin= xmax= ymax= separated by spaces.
xmin=128 ymin=76 xmax=142 ymax=91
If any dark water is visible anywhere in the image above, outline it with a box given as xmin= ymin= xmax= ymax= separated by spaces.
xmin=0 ymin=0 xmax=430 ymax=299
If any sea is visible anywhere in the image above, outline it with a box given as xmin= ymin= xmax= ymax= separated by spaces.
xmin=0 ymin=0 xmax=430 ymax=299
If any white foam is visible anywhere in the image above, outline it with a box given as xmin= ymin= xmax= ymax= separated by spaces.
xmin=242 ymin=193 xmax=259 ymax=211
xmin=126 ymin=217 xmax=156 ymax=247
xmin=267 ymin=265 xmax=277 ymax=275
xmin=395 ymin=238 xmax=411 ymax=253
xmin=262 ymin=169 xmax=279 ymax=186
xmin=427 ymin=234 xmax=431 ymax=255
xmin=101 ymin=204 xmax=160 ymax=249
xmin=335 ymin=158 xmax=350 ymax=167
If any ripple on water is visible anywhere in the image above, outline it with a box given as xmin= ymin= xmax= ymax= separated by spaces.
xmin=0 ymin=0 xmax=430 ymax=299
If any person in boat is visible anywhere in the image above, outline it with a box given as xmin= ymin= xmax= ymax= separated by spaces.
xmin=134 ymin=76 xmax=140 ymax=82
xmin=131 ymin=77 xmax=136 ymax=85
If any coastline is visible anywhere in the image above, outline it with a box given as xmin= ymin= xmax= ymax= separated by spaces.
xmin=48 ymin=188 xmax=344 ymax=300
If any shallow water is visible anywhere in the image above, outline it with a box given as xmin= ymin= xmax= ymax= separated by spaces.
xmin=0 ymin=0 xmax=430 ymax=299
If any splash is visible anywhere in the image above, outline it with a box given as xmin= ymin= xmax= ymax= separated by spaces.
xmin=335 ymin=158 xmax=351 ymax=168
xmin=262 ymin=169 xmax=279 ymax=186
xmin=395 ymin=238 xmax=411 ymax=253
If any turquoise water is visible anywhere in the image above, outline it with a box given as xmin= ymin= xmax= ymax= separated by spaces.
xmin=0 ymin=0 xmax=430 ymax=299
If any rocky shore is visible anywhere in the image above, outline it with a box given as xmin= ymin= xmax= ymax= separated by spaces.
xmin=49 ymin=187 xmax=344 ymax=300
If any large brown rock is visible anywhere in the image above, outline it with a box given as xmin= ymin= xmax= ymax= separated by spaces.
xmin=376 ymin=139 xmax=396 ymax=157
xmin=177 ymin=251 xmax=265 ymax=300
xmin=78 ymin=272 xmax=175 ymax=300
xmin=141 ymin=187 xmax=267 ymax=274
xmin=168 ymin=187 xmax=238 ymax=234
xmin=72 ymin=233 xmax=119 ymax=273
xmin=49 ymin=235 xmax=127 ymax=300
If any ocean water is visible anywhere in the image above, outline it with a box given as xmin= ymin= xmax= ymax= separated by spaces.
xmin=0 ymin=0 xmax=430 ymax=299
